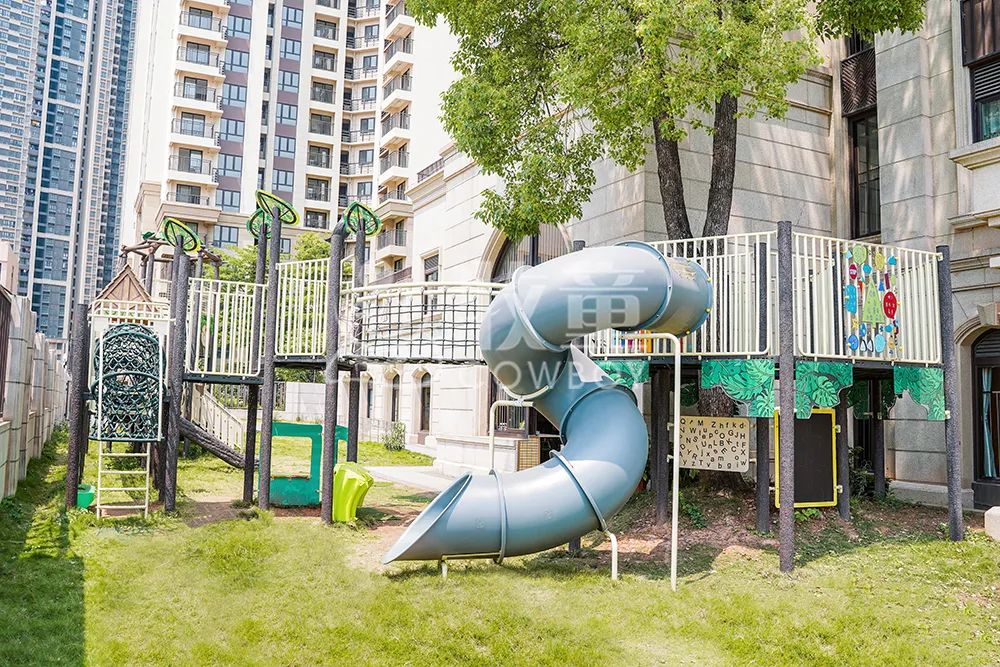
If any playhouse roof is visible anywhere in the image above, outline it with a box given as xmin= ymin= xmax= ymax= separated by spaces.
xmin=92 ymin=265 xmax=152 ymax=305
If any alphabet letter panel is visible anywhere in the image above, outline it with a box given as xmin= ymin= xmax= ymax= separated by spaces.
xmin=677 ymin=416 xmax=750 ymax=472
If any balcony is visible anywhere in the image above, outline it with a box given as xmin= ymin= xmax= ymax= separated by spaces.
xmin=340 ymin=162 xmax=373 ymax=176
xmin=178 ymin=12 xmax=227 ymax=43
xmin=345 ymin=66 xmax=378 ymax=81
xmin=347 ymin=4 xmax=380 ymax=19
xmin=310 ymin=86 xmax=336 ymax=106
xmin=170 ymin=119 xmax=220 ymax=148
xmin=372 ymin=266 xmax=411 ymax=286
xmin=385 ymin=2 xmax=415 ymax=40
xmin=380 ymin=112 xmax=410 ymax=147
xmin=416 ymin=157 xmax=445 ymax=183
xmin=176 ymin=46 xmax=225 ymax=77
xmin=376 ymin=227 xmax=407 ymax=261
xmin=383 ymin=37 xmax=414 ymax=75
xmin=307 ymin=151 xmax=332 ymax=169
xmin=168 ymin=156 xmax=218 ymax=186
xmin=342 ymin=128 xmax=376 ymax=144
xmin=312 ymin=53 xmax=338 ymax=74
xmin=314 ymin=25 xmax=338 ymax=42
xmin=304 ymin=212 xmax=330 ymax=229
xmin=343 ymin=98 xmax=376 ymax=113
xmin=305 ymin=185 xmax=332 ymax=202
xmin=382 ymin=74 xmax=412 ymax=112
xmin=379 ymin=150 xmax=408 ymax=185
xmin=309 ymin=118 xmax=335 ymax=136
xmin=316 ymin=0 xmax=340 ymax=14
xmin=346 ymin=36 xmax=380 ymax=50
xmin=173 ymin=83 xmax=223 ymax=114
xmin=167 ymin=191 xmax=213 ymax=207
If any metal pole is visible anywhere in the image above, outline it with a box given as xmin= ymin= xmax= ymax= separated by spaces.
xmin=669 ymin=335 xmax=681 ymax=591
xmin=257 ymin=206 xmax=283 ymax=509
xmin=756 ymin=241 xmax=771 ymax=533
xmin=164 ymin=244 xmax=190 ymax=512
xmin=64 ymin=304 xmax=90 ymax=509
xmin=568 ymin=238 xmax=586 ymax=555
xmin=776 ymin=220 xmax=795 ymax=572
xmin=243 ymin=232 xmax=269 ymax=504
xmin=321 ymin=227 xmax=346 ymax=523
xmin=835 ymin=398 xmax=850 ymax=520
xmin=936 ymin=244 xmax=964 ymax=541
xmin=347 ymin=223 xmax=366 ymax=462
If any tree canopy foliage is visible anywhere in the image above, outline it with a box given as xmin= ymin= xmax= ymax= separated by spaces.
xmin=219 ymin=231 xmax=331 ymax=282
xmin=410 ymin=0 xmax=925 ymax=240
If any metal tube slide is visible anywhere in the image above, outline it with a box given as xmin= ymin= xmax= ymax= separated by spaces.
xmin=382 ymin=242 xmax=711 ymax=564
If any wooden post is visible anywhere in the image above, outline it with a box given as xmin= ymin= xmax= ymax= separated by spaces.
xmin=776 ymin=220 xmax=795 ymax=572
xmin=243 ymin=232 xmax=269 ymax=504
xmin=321 ymin=227 xmax=346 ymax=523
xmin=872 ymin=378 xmax=886 ymax=499
xmin=835 ymin=399 xmax=850 ymax=520
xmin=346 ymin=223 xmax=366 ymax=463
xmin=937 ymin=244 xmax=964 ymax=541
xmin=257 ymin=206 xmax=283 ymax=509
xmin=755 ymin=240 xmax=771 ymax=533
xmin=144 ymin=250 xmax=155 ymax=294
xmin=164 ymin=245 xmax=191 ymax=512
xmin=64 ymin=304 xmax=90 ymax=509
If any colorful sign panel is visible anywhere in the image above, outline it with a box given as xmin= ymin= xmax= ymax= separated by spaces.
xmin=843 ymin=243 xmax=900 ymax=357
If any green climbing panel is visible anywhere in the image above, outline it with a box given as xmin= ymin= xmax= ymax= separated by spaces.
xmin=794 ymin=361 xmax=853 ymax=419
xmin=268 ymin=421 xmax=348 ymax=507
xmin=893 ymin=366 xmax=946 ymax=421
xmin=700 ymin=359 xmax=775 ymax=418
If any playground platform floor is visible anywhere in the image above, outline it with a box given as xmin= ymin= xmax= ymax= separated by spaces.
xmin=366 ymin=466 xmax=456 ymax=492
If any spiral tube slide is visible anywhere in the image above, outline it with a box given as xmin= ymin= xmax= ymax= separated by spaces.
xmin=382 ymin=242 xmax=711 ymax=564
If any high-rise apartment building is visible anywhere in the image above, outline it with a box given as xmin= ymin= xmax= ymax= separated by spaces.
xmin=12 ymin=0 xmax=137 ymax=340
xmin=123 ymin=0 xmax=434 ymax=286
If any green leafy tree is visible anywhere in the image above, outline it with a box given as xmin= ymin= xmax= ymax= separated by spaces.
xmin=410 ymin=0 xmax=924 ymax=241
xmin=219 ymin=231 xmax=331 ymax=282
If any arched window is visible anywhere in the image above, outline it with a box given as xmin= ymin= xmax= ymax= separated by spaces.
xmin=364 ymin=378 xmax=373 ymax=419
xmin=389 ymin=374 xmax=400 ymax=423
xmin=973 ymin=330 xmax=1000 ymax=508
xmin=488 ymin=226 xmax=568 ymax=435
xmin=419 ymin=373 xmax=431 ymax=432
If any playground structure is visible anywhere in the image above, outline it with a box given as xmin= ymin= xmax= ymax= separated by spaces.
xmin=63 ymin=190 xmax=961 ymax=580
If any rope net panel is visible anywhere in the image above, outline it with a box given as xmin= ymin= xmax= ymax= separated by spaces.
xmin=91 ymin=323 xmax=164 ymax=442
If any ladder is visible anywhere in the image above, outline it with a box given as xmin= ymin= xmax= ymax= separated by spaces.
xmin=95 ymin=442 xmax=152 ymax=519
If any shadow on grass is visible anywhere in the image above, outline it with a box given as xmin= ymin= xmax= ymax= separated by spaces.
xmin=0 ymin=427 xmax=85 ymax=665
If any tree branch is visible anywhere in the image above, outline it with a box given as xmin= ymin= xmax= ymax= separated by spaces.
xmin=704 ymin=94 xmax=738 ymax=237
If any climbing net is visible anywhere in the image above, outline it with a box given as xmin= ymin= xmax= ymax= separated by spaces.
xmin=91 ymin=323 xmax=165 ymax=442
xmin=344 ymin=281 xmax=504 ymax=365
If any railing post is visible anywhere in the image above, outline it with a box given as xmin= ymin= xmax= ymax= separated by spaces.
xmin=777 ymin=220 xmax=796 ymax=572
xmin=936 ymin=244 xmax=964 ymax=541
xmin=756 ymin=241 xmax=771 ymax=533
xmin=258 ymin=206 xmax=284 ymax=510
xmin=322 ymin=227 xmax=346 ymax=523
xmin=243 ymin=230 xmax=269 ymax=504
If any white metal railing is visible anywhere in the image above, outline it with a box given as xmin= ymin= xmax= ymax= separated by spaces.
xmin=190 ymin=384 xmax=245 ymax=452
xmin=792 ymin=233 xmax=941 ymax=364
xmin=274 ymin=258 xmax=349 ymax=357
xmin=588 ymin=232 xmax=776 ymax=359
xmin=186 ymin=278 xmax=264 ymax=377
xmin=344 ymin=281 xmax=504 ymax=364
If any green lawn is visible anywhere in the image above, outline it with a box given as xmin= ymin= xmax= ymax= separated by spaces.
xmin=2 ymin=430 xmax=998 ymax=665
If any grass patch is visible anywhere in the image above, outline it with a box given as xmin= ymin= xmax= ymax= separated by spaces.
xmin=4 ymin=432 xmax=999 ymax=665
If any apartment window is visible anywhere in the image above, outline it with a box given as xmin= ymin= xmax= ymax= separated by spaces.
xmin=278 ymin=70 xmax=299 ymax=93
xmin=280 ymin=238 xmax=292 ymax=254
xmin=364 ymin=24 xmax=379 ymax=39
xmin=316 ymin=19 xmax=337 ymax=40
xmin=306 ymin=177 xmax=330 ymax=201
xmin=261 ymin=102 xmax=269 ymax=123
xmin=258 ymin=168 xmax=266 ymax=189
xmin=962 ymin=1 xmax=1000 ymax=141
xmin=361 ymin=55 xmax=378 ymax=72
xmin=218 ymin=153 xmax=243 ymax=177
xmin=175 ymin=184 xmax=203 ymax=204
xmin=227 ymin=14 xmax=251 ymax=38
xmin=390 ymin=375 xmax=400 ymax=421
xmin=282 ymin=6 xmax=303 ymax=27
xmin=263 ymin=68 xmax=272 ymax=92
xmin=312 ymin=81 xmax=335 ymax=103
xmin=973 ymin=60 xmax=1000 ymax=141
xmin=314 ymin=50 xmax=337 ymax=71
xmin=222 ymin=83 xmax=247 ymax=107
xmin=179 ymin=112 xmax=207 ymax=135
xmin=177 ymin=147 xmax=204 ymax=171
xmin=310 ymin=113 xmax=334 ymax=134
xmin=216 ymin=190 xmax=242 ymax=212
xmin=184 ymin=42 xmax=211 ymax=64
xmin=280 ymin=38 xmax=301 ymax=60
xmin=849 ymin=112 xmax=880 ymax=239
xmin=225 ymin=48 xmax=250 ymax=72
xmin=273 ymin=169 xmax=295 ymax=190
xmin=424 ymin=254 xmax=439 ymax=282
xmin=212 ymin=224 xmax=239 ymax=248
xmin=357 ymin=181 xmax=373 ymax=197
xmin=309 ymin=145 xmax=331 ymax=168
xmin=275 ymin=136 xmax=296 ymax=158
xmin=361 ymin=86 xmax=377 ymax=102
xmin=181 ymin=76 xmax=209 ymax=101
xmin=219 ymin=118 xmax=245 ymax=141
xmin=276 ymin=103 xmax=298 ymax=125
xmin=305 ymin=211 xmax=329 ymax=229
xmin=358 ymin=148 xmax=374 ymax=164
xmin=266 ymin=37 xmax=273 ymax=60
xmin=187 ymin=7 xmax=214 ymax=29
xmin=359 ymin=117 xmax=376 ymax=134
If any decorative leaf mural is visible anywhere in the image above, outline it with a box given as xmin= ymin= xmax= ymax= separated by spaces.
xmin=680 ymin=382 xmax=699 ymax=407
xmin=596 ymin=360 xmax=650 ymax=388
xmin=700 ymin=359 xmax=775 ymax=418
xmin=794 ymin=361 xmax=853 ymax=418
xmin=893 ymin=366 xmax=946 ymax=421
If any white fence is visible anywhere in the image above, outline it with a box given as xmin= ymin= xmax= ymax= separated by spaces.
xmin=186 ymin=278 xmax=265 ymax=378
xmin=190 ymin=384 xmax=245 ymax=451
xmin=0 ymin=292 xmax=67 ymax=498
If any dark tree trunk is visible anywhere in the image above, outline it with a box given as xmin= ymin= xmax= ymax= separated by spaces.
xmin=704 ymin=94 xmax=738 ymax=237
xmin=652 ymin=116 xmax=693 ymax=240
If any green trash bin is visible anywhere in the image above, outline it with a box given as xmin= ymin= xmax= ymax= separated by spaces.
xmin=333 ymin=462 xmax=374 ymax=523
